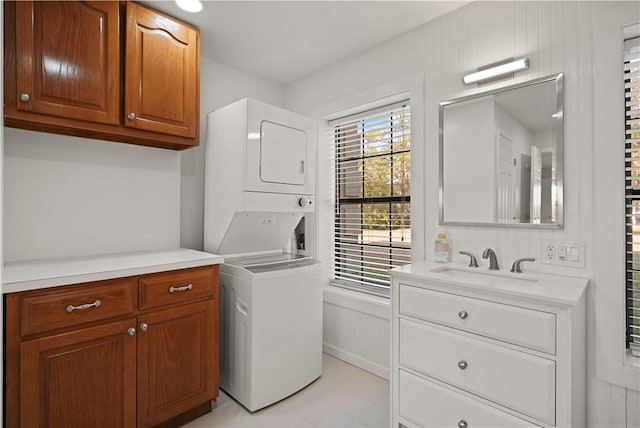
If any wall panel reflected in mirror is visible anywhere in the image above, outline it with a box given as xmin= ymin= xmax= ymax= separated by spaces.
xmin=439 ymin=73 xmax=564 ymax=228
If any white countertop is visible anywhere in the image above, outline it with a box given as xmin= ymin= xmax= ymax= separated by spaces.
xmin=2 ymin=248 xmax=224 ymax=294
xmin=390 ymin=260 xmax=589 ymax=306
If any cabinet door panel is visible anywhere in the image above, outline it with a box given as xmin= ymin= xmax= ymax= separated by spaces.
xmin=125 ymin=2 xmax=198 ymax=138
xmin=15 ymin=1 xmax=120 ymax=124
xmin=137 ymin=299 xmax=218 ymax=427
xmin=20 ymin=319 xmax=137 ymax=428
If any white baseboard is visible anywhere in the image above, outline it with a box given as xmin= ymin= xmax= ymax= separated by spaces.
xmin=323 ymin=343 xmax=390 ymax=380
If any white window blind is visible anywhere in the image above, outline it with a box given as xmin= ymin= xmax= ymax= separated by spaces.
xmin=331 ymin=102 xmax=411 ymax=294
xmin=624 ymin=36 xmax=640 ymax=356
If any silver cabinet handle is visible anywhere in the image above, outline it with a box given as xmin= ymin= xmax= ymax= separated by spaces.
xmin=169 ymin=284 xmax=193 ymax=293
xmin=127 ymin=112 xmax=136 ymax=120
xmin=458 ymin=420 xmax=468 ymax=428
xmin=127 ymin=327 xmax=136 ymax=336
xmin=458 ymin=360 xmax=468 ymax=370
xmin=19 ymin=93 xmax=30 ymax=102
xmin=66 ymin=300 xmax=101 ymax=313
xmin=140 ymin=322 xmax=148 ymax=331
xmin=458 ymin=310 xmax=468 ymax=319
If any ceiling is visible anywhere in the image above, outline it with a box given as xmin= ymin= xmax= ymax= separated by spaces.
xmin=142 ymin=1 xmax=470 ymax=84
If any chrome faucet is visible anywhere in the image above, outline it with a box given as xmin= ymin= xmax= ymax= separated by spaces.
xmin=459 ymin=251 xmax=479 ymax=267
xmin=511 ymin=257 xmax=536 ymax=273
xmin=482 ymin=248 xmax=499 ymax=270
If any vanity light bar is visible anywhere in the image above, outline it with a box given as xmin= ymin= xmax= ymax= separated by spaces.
xmin=462 ymin=57 xmax=530 ymax=85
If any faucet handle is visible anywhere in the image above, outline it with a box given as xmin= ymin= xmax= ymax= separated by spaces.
xmin=510 ymin=257 xmax=536 ymax=273
xmin=459 ymin=251 xmax=479 ymax=267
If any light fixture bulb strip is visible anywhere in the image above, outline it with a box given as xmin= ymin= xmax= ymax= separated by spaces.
xmin=462 ymin=57 xmax=529 ymax=85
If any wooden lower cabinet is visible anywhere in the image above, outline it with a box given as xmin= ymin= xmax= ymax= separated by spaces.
xmin=4 ymin=265 xmax=219 ymax=428
xmin=21 ymin=319 xmax=137 ymax=428
xmin=137 ymin=300 xmax=218 ymax=427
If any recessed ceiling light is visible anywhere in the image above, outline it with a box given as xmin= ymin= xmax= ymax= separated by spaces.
xmin=176 ymin=0 xmax=202 ymax=13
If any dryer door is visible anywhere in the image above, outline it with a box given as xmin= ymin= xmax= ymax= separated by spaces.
xmin=260 ymin=121 xmax=306 ymax=185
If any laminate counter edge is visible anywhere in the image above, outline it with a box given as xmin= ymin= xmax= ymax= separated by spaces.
xmin=2 ymin=248 xmax=224 ymax=293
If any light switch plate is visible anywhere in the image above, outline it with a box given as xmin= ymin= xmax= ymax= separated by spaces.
xmin=542 ymin=240 xmax=586 ymax=268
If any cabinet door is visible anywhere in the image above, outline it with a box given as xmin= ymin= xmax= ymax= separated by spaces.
xmin=15 ymin=1 xmax=120 ymax=124
xmin=137 ymin=299 xmax=218 ymax=427
xmin=20 ymin=319 xmax=137 ymax=428
xmin=124 ymin=2 xmax=199 ymax=138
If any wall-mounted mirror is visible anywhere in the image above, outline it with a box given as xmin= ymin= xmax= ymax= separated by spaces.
xmin=439 ymin=73 xmax=564 ymax=228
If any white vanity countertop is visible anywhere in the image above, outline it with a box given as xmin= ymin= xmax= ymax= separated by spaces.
xmin=390 ymin=260 xmax=589 ymax=306
xmin=2 ymin=248 xmax=224 ymax=294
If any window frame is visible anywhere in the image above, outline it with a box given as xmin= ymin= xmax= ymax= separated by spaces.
xmin=593 ymin=7 xmax=640 ymax=391
xmin=331 ymin=102 xmax=412 ymax=296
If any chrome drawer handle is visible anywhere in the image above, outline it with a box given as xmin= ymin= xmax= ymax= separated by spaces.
xmin=66 ymin=300 xmax=101 ymax=313
xmin=458 ymin=310 xmax=468 ymax=319
xmin=458 ymin=420 xmax=468 ymax=428
xmin=128 ymin=327 xmax=136 ymax=336
xmin=169 ymin=284 xmax=193 ymax=293
xmin=458 ymin=360 xmax=468 ymax=370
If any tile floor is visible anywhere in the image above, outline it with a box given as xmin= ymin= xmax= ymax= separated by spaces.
xmin=184 ymin=354 xmax=390 ymax=428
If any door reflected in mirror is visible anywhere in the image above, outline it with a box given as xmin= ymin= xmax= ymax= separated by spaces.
xmin=439 ymin=73 xmax=564 ymax=228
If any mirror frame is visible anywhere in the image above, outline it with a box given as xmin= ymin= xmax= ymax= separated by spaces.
xmin=439 ymin=73 xmax=564 ymax=228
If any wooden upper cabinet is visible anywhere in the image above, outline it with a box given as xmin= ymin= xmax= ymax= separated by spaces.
xmin=125 ymin=2 xmax=199 ymax=139
xmin=15 ymin=1 xmax=120 ymax=125
xmin=4 ymin=1 xmax=201 ymax=150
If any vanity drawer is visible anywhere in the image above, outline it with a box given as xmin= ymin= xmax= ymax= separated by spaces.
xmin=139 ymin=265 xmax=216 ymax=310
xmin=19 ymin=278 xmax=137 ymax=336
xmin=398 ymin=370 xmax=540 ymax=427
xmin=399 ymin=284 xmax=556 ymax=354
xmin=399 ymin=319 xmax=555 ymax=425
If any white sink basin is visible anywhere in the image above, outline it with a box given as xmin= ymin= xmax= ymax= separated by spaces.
xmin=429 ymin=265 xmax=538 ymax=286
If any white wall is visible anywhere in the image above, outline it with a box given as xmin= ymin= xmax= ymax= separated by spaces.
xmin=285 ymin=1 xmax=640 ymax=426
xmin=3 ymin=129 xmax=180 ymax=262
xmin=180 ymin=56 xmax=285 ymax=250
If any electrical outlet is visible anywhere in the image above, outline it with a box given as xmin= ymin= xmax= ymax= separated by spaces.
xmin=542 ymin=240 xmax=586 ymax=268
xmin=544 ymin=242 xmax=556 ymax=263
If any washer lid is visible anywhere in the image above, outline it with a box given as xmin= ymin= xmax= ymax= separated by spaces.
xmin=217 ymin=211 xmax=303 ymax=255
xmin=226 ymin=252 xmax=316 ymax=273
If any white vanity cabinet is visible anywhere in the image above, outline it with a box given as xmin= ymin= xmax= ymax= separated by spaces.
xmin=390 ymin=261 xmax=588 ymax=428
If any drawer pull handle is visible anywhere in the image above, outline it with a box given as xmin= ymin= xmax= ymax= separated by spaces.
xmin=458 ymin=420 xmax=468 ymax=428
xmin=169 ymin=284 xmax=193 ymax=293
xmin=457 ymin=360 xmax=468 ymax=370
xmin=66 ymin=300 xmax=101 ymax=313
xmin=128 ymin=327 xmax=136 ymax=336
xmin=458 ymin=310 xmax=468 ymax=319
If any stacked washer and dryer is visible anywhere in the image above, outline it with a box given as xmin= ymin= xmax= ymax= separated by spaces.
xmin=203 ymin=99 xmax=322 ymax=412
